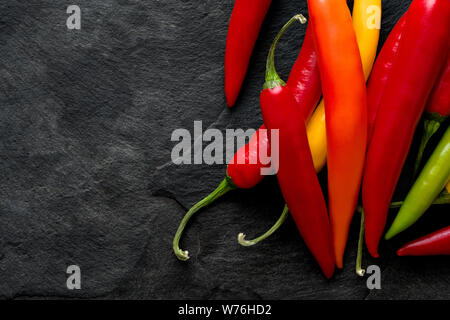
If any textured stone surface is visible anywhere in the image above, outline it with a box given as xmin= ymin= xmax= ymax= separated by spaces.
xmin=0 ymin=0 xmax=448 ymax=299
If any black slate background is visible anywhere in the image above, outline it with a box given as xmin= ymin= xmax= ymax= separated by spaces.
xmin=0 ymin=0 xmax=449 ymax=300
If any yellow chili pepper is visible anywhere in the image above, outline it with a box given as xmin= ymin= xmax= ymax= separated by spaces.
xmin=307 ymin=0 xmax=381 ymax=172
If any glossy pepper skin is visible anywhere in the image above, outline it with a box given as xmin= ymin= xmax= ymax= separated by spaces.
xmin=225 ymin=0 xmax=272 ymax=107
xmin=426 ymin=56 xmax=450 ymax=118
xmin=397 ymin=226 xmax=450 ymax=256
xmin=385 ymin=127 xmax=450 ymax=239
xmin=367 ymin=15 xmax=406 ymax=141
xmin=308 ymin=0 xmax=368 ymax=268
xmin=226 ymin=125 xmax=269 ymax=189
xmin=287 ymin=23 xmax=322 ymax=122
xmin=352 ymin=0 xmax=381 ymax=79
xmin=260 ymin=15 xmax=335 ymax=279
xmin=363 ymin=0 xmax=450 ymax=258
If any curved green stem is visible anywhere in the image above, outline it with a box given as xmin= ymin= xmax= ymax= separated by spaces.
xmin=263 ymin=14 xmax=307 ymax=90
xmin=356 ymin=214 xmax=365 ymax=277
xmin=356 ymin=208 xmax=365 ymax=277
xmin=238 ymin=204 xmax=289 ymax=246
xmin=413 ymin=117 xmax=446 ymax=178
xmin=173 ymin=176 xmax=236 ymax=261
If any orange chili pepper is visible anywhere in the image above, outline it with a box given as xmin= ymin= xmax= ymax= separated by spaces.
xmin=308 ymin=0 xmax=368 ymax=268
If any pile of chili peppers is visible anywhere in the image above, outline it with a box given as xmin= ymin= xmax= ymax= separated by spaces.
xmin=173 ymin=0 xmax=450 ymax=279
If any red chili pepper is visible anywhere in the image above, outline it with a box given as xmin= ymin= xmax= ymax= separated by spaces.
xmin=260 ymin=15 xmax=335 ymax=279
xmin=363 ymin=0 xmax=450 ymax=258
xmin=225 ymin=0 xmax=272 ymax=107
xmin=174 ymin=19 xmax=323 ymax=261
xmin=288 ymin=23 xmax=322 ymax=121
xmin=413 ymin=55 xmax=450 ymax=176
xmin=308 ymin=0 xmax=368 ymax=268
xmin=226 ymin=124 xmax=269 ymax=189
xmin=228 ymin=22 xmax=322 ymax=187
xmin=229 ymin=23 xmax=322 ymax=186
xmin=367 ymin=15 xmax=406 ymax=141
xmin=173 ymin=125 xmax=268 ymax=260
xmin=397 ymin=226 xmax=450 ymax=256
xmin=426 ymin=56 xmax=450 ymax=118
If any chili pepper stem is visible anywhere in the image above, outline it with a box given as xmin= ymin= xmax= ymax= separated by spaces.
xmin=389 ymin=201 xmax=403 ymax=209
xmin=173 ymin=176 xmax=236 ymax=261
xmin=413 ymin=116 xmax=446 ymax=177
xmin=263 ymin=14 xmax=307 ymax=90
xmin=238 ymin=204 xmax=289 ymax=246
xmin=436 ymin=191 xmax=450 ymax=204
xmin=356 ymin=207 xmax=365 ymax=277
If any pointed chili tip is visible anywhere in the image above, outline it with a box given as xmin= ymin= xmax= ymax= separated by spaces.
xmin=396 ymin=248 xmax=405 ymax=256
xmin=225 ymin=92 xmax=237 ymax=108
xmin=323 ymin=266 xmax=335 ymax=280
xmin=384 ymin=229 xmax=395 ymax=240
xmin=366 ymin=240 xmax=380 ymax=258
xmin=237 ymin=233 xmax=256 ymax=247
xmin=225 ymin=72 xmax=240 ymax=108
xmin=336 ymin=260 xmax=343 ymax=269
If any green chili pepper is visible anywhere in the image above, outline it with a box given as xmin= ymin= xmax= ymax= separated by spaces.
xmin=385 ymin=126 xmax=450 ymax=240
